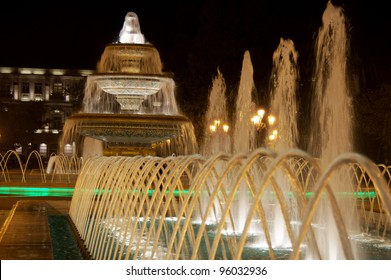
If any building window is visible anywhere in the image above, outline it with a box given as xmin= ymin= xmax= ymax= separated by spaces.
xmin=22 ymin=82 xmax=29 ymax=93
xmin=0 ymin=81 xmax=10 ymax=97
xmin=53 ymin=82 xmax=63 ymax=95
xmin=21 ymin=82 xmax=30 ymax=101
xmin=34 ymin=83 xmax=42 ymax=93
xmin=52 ymin=82 xmax=63 ymax=100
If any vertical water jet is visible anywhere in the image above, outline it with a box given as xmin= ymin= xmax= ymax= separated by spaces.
xmin=201 ymin=68 xmax=231 ymax=156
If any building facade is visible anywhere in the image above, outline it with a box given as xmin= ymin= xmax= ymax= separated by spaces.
xmin=0 ymin=67 xmax=93 ymax=158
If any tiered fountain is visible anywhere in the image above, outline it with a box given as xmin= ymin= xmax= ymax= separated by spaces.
xmin=68 ymin=5 xmax=391 ymax=260
xmin=60 ymin=12 xmax=198 ymax=158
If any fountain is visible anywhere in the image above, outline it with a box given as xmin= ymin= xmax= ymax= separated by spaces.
xmin=307 ymin=1 xmax=358 ymax=259
xmin=59 ymin=12 xmax=198 ymax=158
xmin=0 ymin=3 xmax=390 ymax=262
xmin=309 ymin=1 xmax=353 ymax=166
xmin=233 ymin=50 xmax=256 ymax=154
xmin=65 ymin=4 xmax=391 ymax=260
xmin=268 ymin=38 xmax=299 ymax=151
xmin=200 ymin=68 xmax=231 ymax=156
xmin=69 ymin=149 xmax=391 ymax=260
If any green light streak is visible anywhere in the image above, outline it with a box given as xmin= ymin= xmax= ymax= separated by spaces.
xmin=0 ymin=186 xmax=375 ymax=199
xmin=0 ymin=186 xmax=74 ymax=197
xmin=302 ymin=191 xmax=375 ymax=199
xmin=93 ymin=189 xmax=190 ymax=197
xmin=0 ymin=186 xmax=190 ymax=198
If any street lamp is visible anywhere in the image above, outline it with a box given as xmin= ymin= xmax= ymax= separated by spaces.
xmin=251 ymin=109 xmax=266 ymax=130
xmin=251 ymin=108 xmax=276 ymax=130
xmin=269 ymin=129 xmax=278 ymax=141
xmin=268 ymin=115 xmax=276 ymax=126
xmin=209 ymin=119 xmax=229 ymax=134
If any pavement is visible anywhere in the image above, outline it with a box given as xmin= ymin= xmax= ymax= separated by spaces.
xmin=0 ymin=200 xmax=71 ymax=260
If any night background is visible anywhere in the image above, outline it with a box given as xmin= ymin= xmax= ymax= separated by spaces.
xmin=0 ymin=0 xmax=390 ymax=163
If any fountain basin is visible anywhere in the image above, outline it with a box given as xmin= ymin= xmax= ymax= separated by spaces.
xmin=62 ymin=113 xmax=198 ymax=156
xmin=71 ymin=113 xmax=188 ymax=143
xmin=97 ymin=43 xmax=163 ymax=74
xmin=89 ymin=73 xmax=173 ymax=111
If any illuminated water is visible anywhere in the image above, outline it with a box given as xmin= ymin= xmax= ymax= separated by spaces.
xmin=1 ymin=4 xmax=386 ymax=261
xmin=66 ymin=4 xmax=391 ymax=260
xmin=310 ymin=1 xmax=353 ymax=165
xmin=96 ymin=217 xmax=391 ymax=260
xmin=200 ymin=69 xmax=231 ymax=156
xmin=268 ymin=38 xmax=299 ymax=150
xmin=69 ymin=151 xmax=391 ymax=260
xmin=48 ymin=215 xmax=83 ymax=260
xmin=307 ymin=2 xmax=358 ymax=259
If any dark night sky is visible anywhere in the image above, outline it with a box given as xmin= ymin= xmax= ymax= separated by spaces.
xmin=0 ymin=0 xmax=390 ymax=161
xmin=0 ymin=1 xmax=389 ymax=77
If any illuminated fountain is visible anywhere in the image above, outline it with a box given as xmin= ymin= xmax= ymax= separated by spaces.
xmin=268 ymin=38 xmax=299 ymax=151
xmin=69 ymin=150 xmax=391 ymax=260
xmin=59 ymin=12 xmax=198 ymax=158
xmin=233 ymin=50 xmax=257 ymax=154
xmin=67 ymin=5 xmax=391 ymax=260
xmin=0 ymin=150 xmax=80 ymax=184
xmin=307 ymin=2 xmax=358 ymax=259
xmin=200 ymin=68 xmax=231 ymax=156
xmin=256 ymin=38 xmax=300 ymax=248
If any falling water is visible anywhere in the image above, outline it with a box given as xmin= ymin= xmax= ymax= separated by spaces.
xmin=231 ymin=50 xmax=257 ymax=233
xmin=200 ymin=68 xmax=231 ymax=156
xmin=198 ymin=69 xmax=231 ymax=227
xmin=63 ymin=8 xmax=391 ymax=260
xmin=309 ymin=1 xmax=358 ymax=259
xmin=266 ymin=38 xmax=300 ymax=246
xmin=269 ymin=38 xmax=299 ymax=151
xmin=68 ymin=150 xmax=391 ymax=259
xmin=59 ymin=11 xmax=186 ymax=157
xmin=81 ymin=12 xmax=177 ymax=115
xmin=310 ymin=1 xmax=352 ymax=164
xmin=233 ymin=50 xmax=256 ymax=154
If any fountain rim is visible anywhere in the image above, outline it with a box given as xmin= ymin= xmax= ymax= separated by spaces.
xmin=64 ymin=113 xmax=195 ymax=147
xmin=67 ymin=112 xmax=193 ymax=124
xmin=88 ymin=72 xmax=174 ymax=79
xmin=105 ymin=42 xmax=156 ymax=48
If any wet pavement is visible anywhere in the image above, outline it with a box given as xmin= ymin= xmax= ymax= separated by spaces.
xmin=0 ymin=200 xmax=70 ymax=260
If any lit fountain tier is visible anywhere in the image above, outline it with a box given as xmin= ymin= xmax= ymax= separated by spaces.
xmin=64 ymin=113 xmax=197 ymax=156
xmin=60 ymin=12 xmax=197 ymax=157
xmin=91 ymin=41 xmax=170 ymax=112
xmin=90 ymin=72 xmax=173 ymax=112
xmin=86 ymin=12 xmax=176 ymax=114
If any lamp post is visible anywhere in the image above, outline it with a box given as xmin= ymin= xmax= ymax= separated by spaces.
xmin=250 ymin=109 xmax=266 ymax=130
xmin=209 ymin=119 xmax=229 ymax=134
xmin=251 ymin=108 xmax=276 ymax=130
xmin=251 ymin=108 xmax=278 ymax=148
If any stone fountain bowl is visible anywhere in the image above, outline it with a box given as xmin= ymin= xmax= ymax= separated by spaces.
xmin=88 ymin=73 xmax=174 ymax=111
xmin=97 ymin=43 xmax=163 ymax=74
xmin=101 ymin=43 xmax=159 ymax=60
xmin=89 ymin=73 xmax=173 ymax=96
xmin=67 ymin=113 xmax=193 ymax=145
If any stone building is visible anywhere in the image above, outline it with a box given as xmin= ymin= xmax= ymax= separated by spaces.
xmin=0 ymin=67 xmax=93 ymax=157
